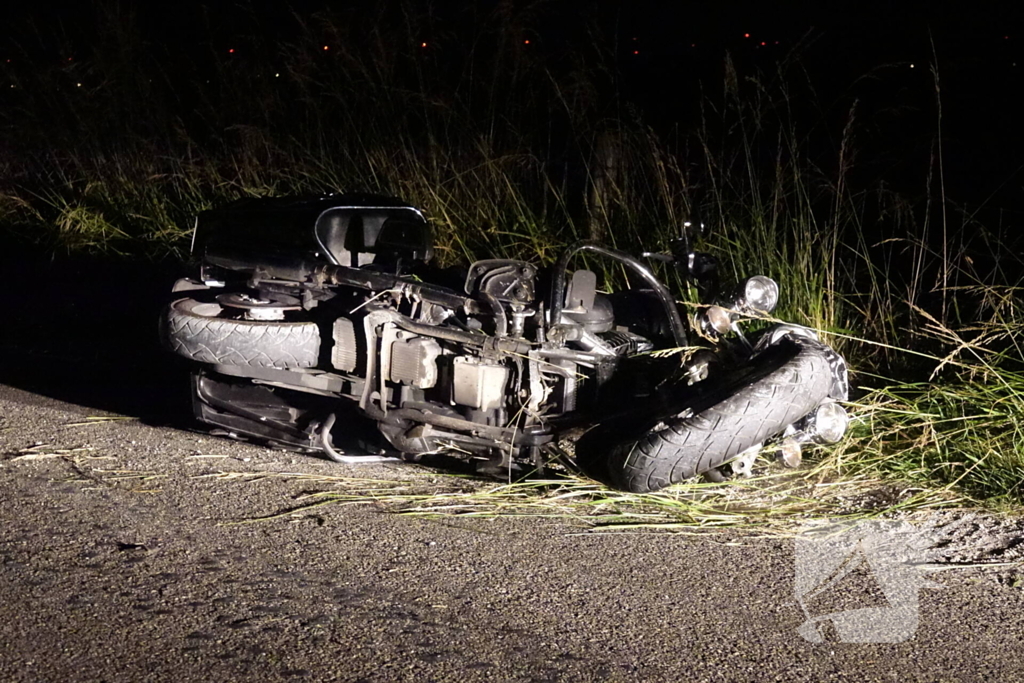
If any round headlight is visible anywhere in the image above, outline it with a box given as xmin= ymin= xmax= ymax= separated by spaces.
xmin=809 ymin=402 xmax=849 ymax=444
xmin=740 ymin=276 xmax=779 ymax=313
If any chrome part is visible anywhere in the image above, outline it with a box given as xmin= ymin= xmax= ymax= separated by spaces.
xmin=331 ymin=317 xmax=358 ymax=372
xmin=509 ymin=304 xmax=535 ymax=338
xmin=731 ymin=442 xmax=762 ymax=478
xmin=706 ymin=305 xmax=732 ymax=334
xmin=453 ymin=356 xmax=509 ymax=410
xmin=360 ymin=310 xmax=394 ymax=410
xmin=546 ymin=323 xmax=583 ymax=344
xmin=534 ymin=347 xmax=607 ymax=366
xmin=806 ymin=401 xmax=850 ymax=444
xmin=218 ymin=291 xmax=301 ymax=322
xmin=684 ymin=351 xmax=715 ymax=386
xmin=377 ymin=322 xmax=398 ymax=412
xmin=737 ymin=275 xmax=779 ymax=313
xmin=686 ymin=361 xmax=710 ymax=385
xmin=248 ymin=307 xmax=286 ymax=321
xmin=730 ymin=322 xmax=754 ymax=351
xmin=464 ymin=259 xmax=537 ymax=305
xmin=218 ymin=291 xmax=301 ymax=309
xmin=575 ymin=328 xmax=619 ymax=357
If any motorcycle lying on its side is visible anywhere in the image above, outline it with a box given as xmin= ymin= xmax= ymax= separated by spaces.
xmin=160 ymin=194 xmax=849 ymax=493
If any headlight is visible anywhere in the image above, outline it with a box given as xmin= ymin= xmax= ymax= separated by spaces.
xmin=807 ymin=401 xmax=849 ymax=444
xmin=738 ymin=275 xmax=779 ymax=313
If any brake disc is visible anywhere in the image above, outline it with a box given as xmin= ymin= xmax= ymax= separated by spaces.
xmin=217 ymin=292 xmax=302 ymax=321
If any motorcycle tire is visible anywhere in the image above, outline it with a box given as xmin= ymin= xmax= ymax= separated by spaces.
xmin=576 ymin=338 xmax=834 ymax=493
xmin=163 ymin=297 xmax=320 ymax=368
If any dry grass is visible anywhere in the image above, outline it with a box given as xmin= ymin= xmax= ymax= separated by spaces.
xmin=211 ymin=460 xmax=961 ymax=532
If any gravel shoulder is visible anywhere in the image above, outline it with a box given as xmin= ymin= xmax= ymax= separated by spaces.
xmin=2 ymin=382 xmax=1024 ymax=683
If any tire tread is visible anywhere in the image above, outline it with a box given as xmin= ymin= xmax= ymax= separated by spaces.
xmin=163 ymin=298 xmax=320 ymax=368
xmin=585 ymin=342 xmax=833 ymax=493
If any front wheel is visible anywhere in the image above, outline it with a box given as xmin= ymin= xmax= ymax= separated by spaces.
xmin=575 ymin=338 xmax=835 ymax=493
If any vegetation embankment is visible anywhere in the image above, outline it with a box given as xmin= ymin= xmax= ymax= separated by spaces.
xmin=2 ymin=3 xmax=1022 ymax=515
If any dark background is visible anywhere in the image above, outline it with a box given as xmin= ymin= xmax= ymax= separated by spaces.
xmin=3 ymin=1 xmax=1023 ymax=212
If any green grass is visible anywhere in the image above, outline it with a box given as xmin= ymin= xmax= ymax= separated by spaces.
xmin=3 ymin=3 xmax=1023 ymax=512
xmin=828 ymin=303 xmax=1024 ymax=507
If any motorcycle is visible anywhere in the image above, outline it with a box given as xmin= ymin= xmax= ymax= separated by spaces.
xmin=160 ymin=194 xmax=849 ymax=493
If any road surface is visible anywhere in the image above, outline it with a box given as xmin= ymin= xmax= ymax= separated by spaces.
xmin=1 ymin=255 xmax=1023 ymax=681
xmin=2 ymin=382 xmax=1024 ymax=682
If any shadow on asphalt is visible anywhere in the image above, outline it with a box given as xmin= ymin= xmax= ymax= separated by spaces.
xmin=0 ymin=246 xmax=566 ymax=481
xmin=0 ymin=248 xmax=194 ymax=426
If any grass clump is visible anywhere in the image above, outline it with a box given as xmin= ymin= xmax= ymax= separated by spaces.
xmin=830 ymin=298 xmax=1024 ymax=507
xmin=223 ymin=470 xmax=959 ymax=532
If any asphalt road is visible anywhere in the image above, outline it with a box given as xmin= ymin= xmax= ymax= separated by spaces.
xmin=1 ymin=254 xmax=1023 ymax=681
xmin=2 ymin=382 xmax=1024 ymax=683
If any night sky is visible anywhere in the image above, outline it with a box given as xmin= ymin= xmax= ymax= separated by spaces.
xmin=3 ymin=1 xmax=1024 ymax=209
xmin=4 ymin=1 xmax=1022 ymax=60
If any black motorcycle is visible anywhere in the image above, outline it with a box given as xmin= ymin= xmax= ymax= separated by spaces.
xmin=160 ymin=194 xmax=849 ymax=493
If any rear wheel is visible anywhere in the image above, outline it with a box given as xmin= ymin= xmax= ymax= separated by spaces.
xmin=576 ymin=339 xmax=834 ymax=493
xmin=162 ymin=297 xmax=320 ymax=369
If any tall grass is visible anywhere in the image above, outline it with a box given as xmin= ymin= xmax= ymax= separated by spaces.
xmin=2 ymin=3 xmax=1022 ymax=505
